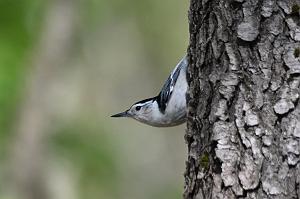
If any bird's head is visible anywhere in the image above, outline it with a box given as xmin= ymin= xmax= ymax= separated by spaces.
xmin=111 ymin=98 xmax=155 ymax=123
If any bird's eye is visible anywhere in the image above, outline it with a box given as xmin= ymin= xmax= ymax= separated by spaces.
xmin=135 ymin=106 xmax=141 ymax=111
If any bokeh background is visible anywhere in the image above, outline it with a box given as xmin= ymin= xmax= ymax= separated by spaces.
xmin=0 ymin=0 xmax=189 ymax=199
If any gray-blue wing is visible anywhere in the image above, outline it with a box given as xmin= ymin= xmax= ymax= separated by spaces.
xmin=156 ymin=56 xmax=187 ymax=113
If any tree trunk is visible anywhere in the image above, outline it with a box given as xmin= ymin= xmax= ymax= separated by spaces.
xmin=184 ymin=0 xmax=300 ymax=198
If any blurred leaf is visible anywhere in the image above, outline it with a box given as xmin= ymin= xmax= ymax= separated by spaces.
xmin=51 ymin=121 xmax=120 ymax=199
xmin=0 ymin=0 xmax=45 ymax=139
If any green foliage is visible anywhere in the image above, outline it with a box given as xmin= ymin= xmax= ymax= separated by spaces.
xmin=51 ymin=121 xmax=120 ymax=199
xmin=150 ymin=186 xmax=182 ymax=199
xmin=78 ymin=0 xmax=188 ymax=71
xmin=0 ymin=0 xmax=44 ymax=153
xmin=0 ymin=0 xmax=187 ymax=198
xmin=0 ymin=1 xmax=45 ymax=196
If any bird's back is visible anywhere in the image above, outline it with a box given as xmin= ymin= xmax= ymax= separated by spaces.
xmin=153 ymin=56 xmax=188 ymax=126
xmin=156 ymin=56 xmax=188 ymax=113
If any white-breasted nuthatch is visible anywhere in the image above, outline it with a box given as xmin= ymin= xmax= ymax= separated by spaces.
xmin=111 ymin=56 xmax=188 ymax=127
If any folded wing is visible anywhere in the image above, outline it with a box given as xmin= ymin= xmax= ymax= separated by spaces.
xmin=156 ymin=56 xmax=187 ymax=113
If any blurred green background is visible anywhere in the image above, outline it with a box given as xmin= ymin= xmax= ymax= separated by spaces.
xmin=0 ymin=0 xmax=188 ymax=199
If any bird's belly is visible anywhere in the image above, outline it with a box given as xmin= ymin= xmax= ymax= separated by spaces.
xmin=146 ymin=104 xmax=186 ymax=127
xmin=161 ymin=98 xmax=186 ymax=126
xmin=147 ymin=116 xmax=186 ymax=127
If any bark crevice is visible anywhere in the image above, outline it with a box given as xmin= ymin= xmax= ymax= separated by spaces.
xmin=184 ymin=0 xmax=300 ymax=198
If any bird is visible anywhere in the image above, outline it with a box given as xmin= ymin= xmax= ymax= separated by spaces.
xmin=111 ymin=56 xmax=188 ymax=127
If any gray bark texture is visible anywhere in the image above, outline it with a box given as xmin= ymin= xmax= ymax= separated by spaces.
xmin=184 ymin=0 xmax=300 ymax=198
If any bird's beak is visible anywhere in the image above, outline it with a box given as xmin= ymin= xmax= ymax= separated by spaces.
xmin=111 ymin=110 xmax=130 ymax=118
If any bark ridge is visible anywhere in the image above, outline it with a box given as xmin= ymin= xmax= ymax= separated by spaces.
xmin=185 ymin=0 xmax=300 ymax=198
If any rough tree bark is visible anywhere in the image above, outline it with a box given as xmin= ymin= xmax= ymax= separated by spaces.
xmin=184 ymin=0 xmax=300 ymax=198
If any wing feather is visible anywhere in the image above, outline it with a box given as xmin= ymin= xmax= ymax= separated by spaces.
xmin=156 ymin=56 xmax=187 ymax=113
